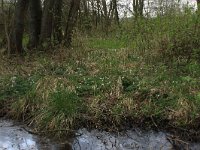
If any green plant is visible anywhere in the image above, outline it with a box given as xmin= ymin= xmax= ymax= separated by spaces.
xmin=0 ymin=76 xmax=36 ymax=100
xmin=49 ymin=88 xmax=82 ymax=117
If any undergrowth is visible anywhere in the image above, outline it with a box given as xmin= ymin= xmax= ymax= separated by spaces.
xmin=0 ymin=11 xmax=200 ymax=138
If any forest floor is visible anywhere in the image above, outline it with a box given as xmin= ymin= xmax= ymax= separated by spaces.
xmin=0 ymin=37 xmax=200 ymax=141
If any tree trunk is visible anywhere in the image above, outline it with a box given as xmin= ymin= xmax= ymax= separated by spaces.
xmin=53 ymin=0 xmax=63 ymax=44
xmin=64 ymin=0 xmax=80 ymax=47
xmin=28 ymin=0 xmax=42 ymax=49
xmin=10 ymin=0 xmax=29 ymax=55
xmin=91 ymin=0 xmax=97 ymax=28
xmin=139 ymin=0 xmax=144 ymax=16
xmin=102 ymin=0 xmax=110 ymax=33
xmin=197 ymin=0 xmax=200 ymax=12
xmin=108 ymin=0 xmax=113 ymax=20
xmin=97 ymin=0 xmax=101 ymax=25
xmin=83 ymin=0 xmax=89 ymax=16
xmin=113 ymin=0 xmax=119 ymax=25
xmin=133 ymin=0 xmax=144 ymax=18
xmin=40 ymin=0 xmax=55 ymax=44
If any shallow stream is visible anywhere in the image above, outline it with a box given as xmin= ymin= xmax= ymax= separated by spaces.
xmin=0 ymin=119 xmax=200 ymax=150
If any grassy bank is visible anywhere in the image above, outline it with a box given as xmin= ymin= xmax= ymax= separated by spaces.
xmin=0 ymin=12 xmax=200 ymax=139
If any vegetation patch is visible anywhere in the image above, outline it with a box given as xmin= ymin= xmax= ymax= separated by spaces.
xmin=0 ymin=1 xmax=199 ymax=140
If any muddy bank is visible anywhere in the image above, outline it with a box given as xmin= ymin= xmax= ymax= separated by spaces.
xmin=1 ymin=119 xmax=200 ymax=150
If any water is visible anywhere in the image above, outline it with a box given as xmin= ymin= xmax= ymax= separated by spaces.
xmin=0 ymin=119 xmax=200 ymax=150
xmin=0 ymin=119 xmax=68 ymax=150
xmin=72 ymin=129 xmax=200 ymax=150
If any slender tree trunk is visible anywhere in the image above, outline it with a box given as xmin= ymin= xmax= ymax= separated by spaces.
xmin=197 ymin=0 xmax=200 ymax=12
xmin=108 ymin=0 xmax=113 ymax=18
xmin=113 ymin=0 xmax=119 ymax=25
xmin=102 ymin=0 xmax=108 ymax=17
xmin=81 ymin=0 xmax=89 ymax=30
xmin=40 ymin=0 xmax=55 ymax=44
xmin=133 ymin=0 xmax=138 ymax=17
xmin=139 ymin=0 xmax=144 ymax=16
xmin=10 ymin=0 xmax=29 ymax=55
xmin=102 ymin=0 xmax=110 ymax=33
xmin=133 ymin=0 xmax=144 ymax=18
xmin=83 ymin=0 xmax=89 ymax=16
xmin=28 ymin=0 xmax=42 ymax=49
xmin=64 ymin=0 xmax=80 ymax=47
xmin=1 ymin=0 xmax=7 ymax=49
xmin=53 ymin=0 xmax=63 ymax=43
xmin=97 ymin=0 xmax=101 ymax=25
xmin=91 ymin=0 xmax=97 ymax=28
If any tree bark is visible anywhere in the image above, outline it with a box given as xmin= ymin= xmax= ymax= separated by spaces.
xmin=91 ymin=0 xmax=97 ymax=28
xmin=10 ymin=0 xmax=29 ymax=55
xmin=108 ymin=0 xmax=113 ymax=20
xmin=53 ymin=0 xmax=63 ymax=44
xmin=83 ymin=0 xmax=89 ymax=16
xmin=113 ymin=0 xmax=119 ymax=25
xmin=102 ymin=0 xmax=110 ymax=33
xmin=133 ymin=0 xmax=144 ymax=18
xmin=40 ymin=0 xmax=55 ymax=44
xmin=97 ymin=0 xmax=101 ymax=24
xmin=64 ymin=0 xmax=80 ymax=47
xmin=28 ymin=0 xmax=42 ymax=49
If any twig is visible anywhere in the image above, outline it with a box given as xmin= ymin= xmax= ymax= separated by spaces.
xmin=167 ymin=135 xmax=189 ymax=150
xmin=167 ymin=135 xmax=189 ymax=145
xmin=150 ymin=116 xmax=158 ymax=128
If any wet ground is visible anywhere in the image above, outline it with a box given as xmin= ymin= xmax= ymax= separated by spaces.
xmin=73 ymin=129 xmax=200 ymax=150
xmin=0 ymin=119 xmax=62 ymax=150
xmin=0 ymin=119 xmax=200 ymax=150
